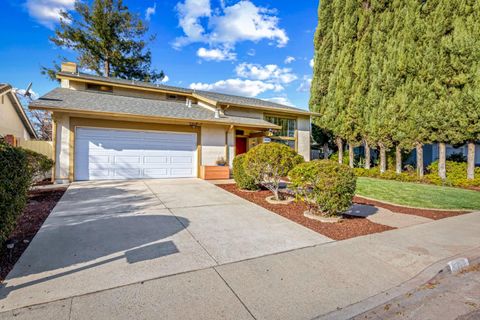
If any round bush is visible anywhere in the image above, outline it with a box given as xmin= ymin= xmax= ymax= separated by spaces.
xmin=289 ymin=160 xmax=357 ymax=216
xmin=0 ymin=141 xmax=32 ymax=246
xmin=21 ymin=148 xmax=54 ymax=183
xmin=244 ymin=143 xmax=304 ymax=200
xmin=233 ymin=154 xmax=259 ymax=190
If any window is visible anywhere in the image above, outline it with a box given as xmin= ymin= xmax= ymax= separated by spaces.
xmin=264 ymin=116 xmax=296 ymax=138
xmin=167 ymin=94 xmax=178 ymax=100
xmin=86 ymin=83 xmax=113 ymax=92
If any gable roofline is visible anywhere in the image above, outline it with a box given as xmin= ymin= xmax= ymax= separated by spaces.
xmin=0 ymin=84 xmax=38 ymax=139
xmin=56 ymin=72 xmax=319 ymax=117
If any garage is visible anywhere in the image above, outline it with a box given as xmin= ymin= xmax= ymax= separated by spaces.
xmin=74 ymin=127 xmax=197 ymax=180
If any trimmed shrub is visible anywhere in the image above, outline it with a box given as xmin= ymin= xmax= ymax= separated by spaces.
xmin=232 ymin=154 xmax=259 ymax=191
xmin=0 ymin=141 xmax=32 ymax=246
xmin=426 ymin=161 xmax=480 ymax=187
xmin=329 ymin=151 xmax=349 ymax=165
xmin=289 ymin=160 xmax=357 ymax=216
xmin=244 ymin=143 xmax=304 ymax=200
xmin=21 ymin=148 xmax=54 ymax=184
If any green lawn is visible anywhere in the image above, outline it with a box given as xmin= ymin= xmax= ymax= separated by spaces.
xmin=356 ymin=177 xmax=480 ymax=210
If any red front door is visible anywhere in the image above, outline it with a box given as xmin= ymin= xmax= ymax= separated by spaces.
xmin=236 ymin=137 xmax=247 ymax=155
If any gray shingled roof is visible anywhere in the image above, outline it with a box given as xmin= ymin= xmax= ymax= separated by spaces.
xmin=194 ymin=90 xmax=308 ymax=113
xmin=57 ymin=72 xmax=313 ymax=114
xmin=30 ymin=88 xmax=280 ymax=129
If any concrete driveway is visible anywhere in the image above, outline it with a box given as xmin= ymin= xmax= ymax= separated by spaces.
xmin=0 ymin=179 xmax=330 ymax=311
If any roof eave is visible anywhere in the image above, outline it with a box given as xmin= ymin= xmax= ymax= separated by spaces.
xmin=29 ymin=105 xmax=281 ymax=130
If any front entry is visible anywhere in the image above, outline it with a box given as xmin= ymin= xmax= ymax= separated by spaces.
xmin=236 ymin=137 xmax=247 ymax=155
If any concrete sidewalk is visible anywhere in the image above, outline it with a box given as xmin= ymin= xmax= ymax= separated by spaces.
xmin=1 ymin=211 xmax=479 ymax=320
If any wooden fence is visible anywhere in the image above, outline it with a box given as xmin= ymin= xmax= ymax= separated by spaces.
xmin=18 ymin=140 xmax=54 ymax=159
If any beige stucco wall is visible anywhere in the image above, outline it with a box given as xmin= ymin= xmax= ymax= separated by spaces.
xmin=201 ymin=125 xmax=228 ymax=166
xmin=297 ymin=116 xmax=311 ymax=161
xmin=54 ymin=114 xmax=70 ymax=183
xmin=0 ymin=94 xmax=31 ymax=141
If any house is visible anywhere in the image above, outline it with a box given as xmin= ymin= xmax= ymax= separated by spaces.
xmin=0 ymin=83 xmax=37 ymax=145
xmin=30 ymin=62 xmax=315 ymax=183
xmin=425 ymin=143 xmax=480 ymax=166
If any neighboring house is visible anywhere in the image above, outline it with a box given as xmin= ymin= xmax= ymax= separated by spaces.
xmin=426 ymin=143 xmax=480 ymax=166
xmin=30 ymin=62 xmax=315 ymax=183
xmin=0 ymin=83 xmax=37 ymax=144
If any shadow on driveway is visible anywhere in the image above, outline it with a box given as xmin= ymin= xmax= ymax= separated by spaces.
xmin=0 ymin=182 xmax=190 ymax=300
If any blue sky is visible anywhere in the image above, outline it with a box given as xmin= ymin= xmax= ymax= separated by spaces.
xmin=0 ymin=0 xmax=317 ymax=110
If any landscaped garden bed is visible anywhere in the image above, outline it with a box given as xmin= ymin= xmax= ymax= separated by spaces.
xmin=219 ymin=184 xmax=394 ymax=240
xmin=0 ymin=187 xmax=66 ymax=282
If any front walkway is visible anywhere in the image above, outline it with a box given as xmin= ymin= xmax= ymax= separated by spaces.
xmin=1 ymin=211 xmax=479 ymax=319
xmin=0 ymin=179 xmax=330 ymax=312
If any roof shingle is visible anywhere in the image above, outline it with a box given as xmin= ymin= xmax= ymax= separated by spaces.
xmin=30 ymin=88 xmax=280 ymax=129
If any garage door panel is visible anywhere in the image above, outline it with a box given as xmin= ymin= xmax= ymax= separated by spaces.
xmin=75 ymin=128 xmax=197 ymax=181
xmin=144 ymin=156 xmax=169 ymax=164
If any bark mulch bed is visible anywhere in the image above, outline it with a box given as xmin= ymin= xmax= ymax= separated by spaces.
xmin=353 ymin=196 xmax=470 ymax=220
xmin=218 ymin=184 xmax=394 ymax=241
xmin=0 ymin=187 xmax=67 ymax=282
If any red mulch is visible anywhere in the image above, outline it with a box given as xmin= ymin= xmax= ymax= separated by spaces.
xmin=218 ymin=184 xmax=394 ymax=241
xmin=353 ymin=196 xmax=469 ymax=220
xmin=0 ymin=187 xmax=67 ymax=282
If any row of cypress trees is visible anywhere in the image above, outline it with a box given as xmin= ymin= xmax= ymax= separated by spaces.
xmin=310 ymin=0 xmax=480 ymax=179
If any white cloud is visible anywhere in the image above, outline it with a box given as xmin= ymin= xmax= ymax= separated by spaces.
xmin=161 ymin=75 xmax=170 ymax=83
xmin=190 ymin=79 xmax=283 ymax=97
xmin=174 ymin=0 xmax=288 ymax=57
xmin=174 ymin=0 xmax=212 ymax=48
xmin=247 ymin=49 xmax=256 ymax=56
xmin=208 ymin=1 xmax=288 ymax=47
xmin=145 ymin=3 xmax=157 ymax=21
xmin=26 ymin=0 xmax=75 ymax=29
xmin=263 ymin=96 xmax=294 ymax=107
xmin=197 ymin=47 xmax=236 ymax=61
xmin=284 ymin=56 xmax=295 ymax=64
xmin=297 ymin=75 xmax=312 ymax=92
xmin=310 ymin=58 xmax=314 ymax=68
xmin=235 ymin=63 xmax=297 ymax=84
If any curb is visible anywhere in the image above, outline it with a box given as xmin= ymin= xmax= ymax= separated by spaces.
xmin=314 ymin=246 xmax=480 ymax=320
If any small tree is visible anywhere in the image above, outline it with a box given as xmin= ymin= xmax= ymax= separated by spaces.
xmin=244 ymin=143 xmax=303 ymax=201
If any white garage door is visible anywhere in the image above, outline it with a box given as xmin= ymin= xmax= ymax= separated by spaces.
xmin=75 ymin=127 xmax=197 ymax=180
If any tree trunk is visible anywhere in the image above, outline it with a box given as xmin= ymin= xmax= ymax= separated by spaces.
xmin=323 ymin=143 xmax=329 ymax=159
xmin=349 ymin=144 xmax=354 ymax=168
xmin=104 ymin=58 xmax=110 ymax=77
xmin=336 ymin=138 xmax=343 ymax=164
xmin=379 ymin=144 xmax=386 ymax=173
xmin=364 ymin=141 xmax=371 ymax=169
xmin=438 ymin=142 xmax=446 ymax=180
xmin=416 ymin=142 xmax=424 ymax=178
xmin=467 ymin=141 xmax=476 ymax=180
xmin=395 ymin=145 xmax=402 ymax=174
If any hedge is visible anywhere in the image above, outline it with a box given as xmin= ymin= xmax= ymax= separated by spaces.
xmin=289 ymin=160 xmax=357 ymax=216
xmin=0 ymin=141 xmax=32 ymax=246
xmin=232 ymin=154 xmax=259 ymax=191
xmin=353 ymin=161 xmax=480 ymax=188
